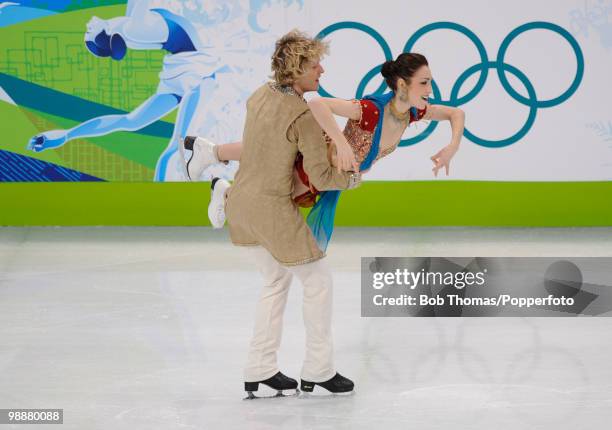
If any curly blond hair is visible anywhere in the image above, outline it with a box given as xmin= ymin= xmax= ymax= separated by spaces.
xmin=271 ymin=29 xmax=329 ymax=85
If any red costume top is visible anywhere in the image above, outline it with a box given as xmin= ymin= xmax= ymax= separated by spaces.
xmin=294 ymin=99 xmax=427 ymax=208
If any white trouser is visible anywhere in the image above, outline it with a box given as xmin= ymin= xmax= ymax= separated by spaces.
xmin=244 ymin=247 xmax=335 ymax=383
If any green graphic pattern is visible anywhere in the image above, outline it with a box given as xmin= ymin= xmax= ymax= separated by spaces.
xmin=0 ymin=4 xmax=177 ymax=182
xmin=1 ymin=6 xmax=165 ymax=111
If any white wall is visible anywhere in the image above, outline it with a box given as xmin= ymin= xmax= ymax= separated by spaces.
xmin=157 ymin=0 xmax=611 ymax=182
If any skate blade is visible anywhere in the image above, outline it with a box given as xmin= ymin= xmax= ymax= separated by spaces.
xmin=299 ymin=390 xmax=355 ymax=399
xmin=243 ymin=389 xmax=300 ymax=400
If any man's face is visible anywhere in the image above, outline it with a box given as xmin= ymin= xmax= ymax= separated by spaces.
xmin=293 ymin=59 xmax=325 ymax=95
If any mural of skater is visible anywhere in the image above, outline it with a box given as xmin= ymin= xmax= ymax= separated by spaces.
xmin=25 ymin=0 xmax=300 ymax=181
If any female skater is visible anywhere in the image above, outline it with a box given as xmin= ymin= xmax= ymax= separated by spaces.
xmin=185 ymin=52 xmax=465 ymax=249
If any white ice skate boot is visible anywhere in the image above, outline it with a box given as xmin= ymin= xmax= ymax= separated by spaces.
xmin=182 ymin=136 xmax=221 ymax=181
xmin=208 ymin=177 xmax=230 ymax=229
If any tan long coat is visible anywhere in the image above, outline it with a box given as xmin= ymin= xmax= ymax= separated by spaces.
xmin=225 ymin=83 xmax=352 ymax=265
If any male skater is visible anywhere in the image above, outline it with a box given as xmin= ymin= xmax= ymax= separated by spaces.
xmin=192 ymin=30 xmax=361 ymax=397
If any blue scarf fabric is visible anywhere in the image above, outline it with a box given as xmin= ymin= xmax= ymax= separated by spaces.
xmin=306 ymin=92 xmax=409 ymax=251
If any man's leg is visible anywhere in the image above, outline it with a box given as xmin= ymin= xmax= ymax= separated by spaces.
xmin=289 ymin=258 xmax=335 ymax=382
xmin=290 ymin=257 xmax=355 ymax=393
xmin=244 ymin=247 xmax=294 ymax=382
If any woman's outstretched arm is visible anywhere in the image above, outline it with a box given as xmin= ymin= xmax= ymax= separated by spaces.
xmin=307 ymin=97 xmax=361 ymax=173
xmin=424 ymin=104 xmax=465 ymax=177
xmin=208 ymin=98 xmax=364 ymax=167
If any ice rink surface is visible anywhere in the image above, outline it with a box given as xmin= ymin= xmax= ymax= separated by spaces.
xmin=1 ymin=227 xmax=611 ymax=430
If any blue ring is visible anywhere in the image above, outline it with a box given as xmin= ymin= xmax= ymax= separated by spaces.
xmin=458 ymin=61 xmax=538 ymax=148
xmin=496 ymin=21 xmax=584 ymax=109
xmin=356 ymin=64 xmax=384 ymax=98
xmin=399 ymin=22 xmax=489 ymax=146
xmin=404 ymin=22 xmax=490 ymax=106
xmin=316 ymin=21 xmax=393 ymax=98
xmin=315 ymin=20 xmax=583 ymax=149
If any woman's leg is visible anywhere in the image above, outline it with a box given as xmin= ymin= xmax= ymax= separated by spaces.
xmin=210 ymin=131 xmax=339 ymax=224
xmin=291 ymin=168 xmax=310 ymax=199
xmin=216 ymin=141 xmax=243 ymax=162
xmin=290 ymin=137 xmax=338 ymax=200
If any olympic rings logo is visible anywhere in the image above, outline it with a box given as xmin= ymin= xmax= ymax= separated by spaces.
xmin=315 ymin=21 xmax=584 ymax=148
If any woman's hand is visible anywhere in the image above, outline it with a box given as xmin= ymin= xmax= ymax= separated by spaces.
xmin=424 ymin=105 xmax=464 ymax=177
xmin=335 ymin=141 xmax=360 ymax=173
xmin=430 ymin=144 xmax=459 ymax=177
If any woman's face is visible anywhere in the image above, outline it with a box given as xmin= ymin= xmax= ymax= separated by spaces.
xmin=403 ymin=65 xmax=433 ymax=110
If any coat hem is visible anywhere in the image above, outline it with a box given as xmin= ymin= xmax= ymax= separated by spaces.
xmin=231 ymin=241 xmax=326 ymax=266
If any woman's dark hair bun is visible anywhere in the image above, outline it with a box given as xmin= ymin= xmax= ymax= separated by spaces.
xmin=381 ymin=60 xmax=395 ymax=79
xmin=381 ymin=53 xmax=429 ymax=91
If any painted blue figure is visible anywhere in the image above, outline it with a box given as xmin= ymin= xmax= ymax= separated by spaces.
xmin=26 ymin=0 xmax=236 ymax=181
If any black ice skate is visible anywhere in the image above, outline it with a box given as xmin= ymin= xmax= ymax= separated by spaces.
xmin=300 ymin=372 xmax=354 ymax=395
xmin=244 ymin=371 xmax=300 ymax=400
